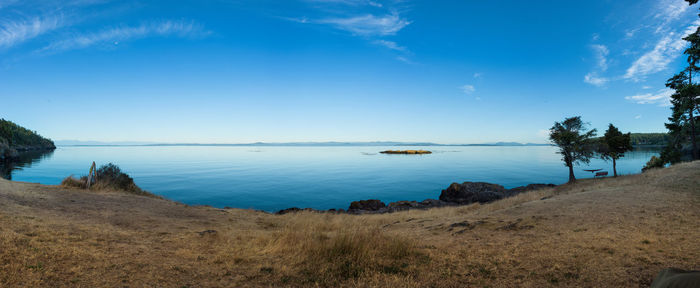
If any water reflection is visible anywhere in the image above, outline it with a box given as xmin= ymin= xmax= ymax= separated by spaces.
xmin=0 ymin=150 xmax=55 ymax=180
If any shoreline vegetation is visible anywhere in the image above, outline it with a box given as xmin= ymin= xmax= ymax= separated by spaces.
xmin=0 ymin=119 xmax=55 ymax=161
xmin=1 ymin=161 xmax=697 ymax=286
xmin=60 ymin=163 xmax=157 ymax=198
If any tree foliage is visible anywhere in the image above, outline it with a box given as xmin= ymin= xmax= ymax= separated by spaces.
xmin=628 ymin=133 xmax=669 ymax=146
xmin=0 ymin=119 xmax=55 ymax=148
xmin=657 ymin=0 xmax=700 ymax=164
xmin=549 ymin=116 xmax=597 ymax=183
xmin=598 ymin=124 xmax=633 ymax=177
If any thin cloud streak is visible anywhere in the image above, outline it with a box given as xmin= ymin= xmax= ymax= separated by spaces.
xmin=624 ymin=5 xmax=700 ymax=80
xmin=625 ymin=88 xmax=674 ymax=106
xmin=460 ymin=84 xmax=475 ymax=94
xmin=40 ymin=20 xmax=210 ymax=53
xmin=373 ymin=39 xmax=406 ymax=52
xmin=584 ymin=72 xmax=608 ymax=87
xmin=0 ymin=16 xmax=62 ymax=49
xmin=592 ymin=44 xmax=609 ymax=71
xmin=305 ymin=0 xmax=382 ymax=7
xmin=583 ymin=44 xmax=608 ymax=87
xmin=318 ymin=12 xmax=410 ymax=36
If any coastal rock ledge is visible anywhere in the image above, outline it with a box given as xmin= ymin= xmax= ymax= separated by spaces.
xmin=439 ymin=182 xmax=557 ymax=204
xmin=276 ymin=181 xmax=555 ymax=215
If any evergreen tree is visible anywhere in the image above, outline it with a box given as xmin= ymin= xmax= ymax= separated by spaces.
xmin=599 ymin=124 xmax=633 ymax=177
xmin=663 ymin=1 xmax=700 ymax=161
xmin=549 ymin=116 xmax=597 ymax=183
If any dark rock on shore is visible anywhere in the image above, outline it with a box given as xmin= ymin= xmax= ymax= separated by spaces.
xmin=277 ymin=181 xmax=556 ymax=215
xmin=386 ymin=199 xmax=453 ymax=212
xmin=347 ymin=198 xmax=455 ymax=214
xmin=439 ymin=182 xmax=507 ymax=204
xmin=439 ymin=182 xmax=557 ymax=205
xmin=507 ymin=183 xmax=556 ymax=196
xmin=0 ymin=143 xmax=55 ymax=161
xmin=0 ymin=142 xmax=19 ymax=160
xmin=275 ymin=207 xmax=345 ymax=215
xmin=349 ymin=199 xmax=386 ymax=212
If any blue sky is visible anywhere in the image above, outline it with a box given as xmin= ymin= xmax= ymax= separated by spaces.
xmin=0 ymin=0 xmax=697 ymax=144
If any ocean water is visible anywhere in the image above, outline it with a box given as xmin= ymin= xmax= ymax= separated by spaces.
xmin=1 ymin=145 xmax=660 ymax=211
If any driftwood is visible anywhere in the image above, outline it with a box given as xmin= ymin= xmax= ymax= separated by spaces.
xmin=87 ymin=161 xmax=96 ymax=188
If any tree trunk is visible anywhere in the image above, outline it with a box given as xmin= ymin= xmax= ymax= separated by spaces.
xmin=689 ymin=67 xmax=698 ymax=160
xmin=613 ymin=158 xmax=617 ymax=177
xmin=691 ymin=108 xmax=698 ymax=160
xmin=567 ymin=162 xmax=576 ymax=183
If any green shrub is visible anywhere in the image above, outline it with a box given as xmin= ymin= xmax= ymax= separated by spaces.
xmin=61 ymin=163 xmax=155 ymax=197
xmin=642 ymin=156 xmax=665 ymax=172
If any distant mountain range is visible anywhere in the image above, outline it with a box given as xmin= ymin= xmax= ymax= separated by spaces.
xmin=55 ymin=140 xmax=551 ymax=147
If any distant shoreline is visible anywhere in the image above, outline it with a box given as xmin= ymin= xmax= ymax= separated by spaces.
xmin=56 ymin=142 xmax=553 ymax=147
xmin=54 ymin=143 xmax=665 ymax=148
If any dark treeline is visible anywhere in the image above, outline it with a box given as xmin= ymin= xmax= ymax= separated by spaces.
xmin=593 ymin=133 xmax=668 ymax=146
xmin=0 ymin=119 xmax=55 ymax=149
xmin=628 ymin=133 xmax=669 ymax=146
xmin=0 ymin=119 xmax=55 ymax=160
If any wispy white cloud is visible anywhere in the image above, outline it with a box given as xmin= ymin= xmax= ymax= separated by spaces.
xmin=0 ymin=0 xmax=19 ymax=9
xmin=624 ymin=0 xmax=700 ymax=81
xmin=624 ymin=20 xmax=699 ymax=80
xmin=473 ymin=72 xmax=483 ymax=79
xmin=584 ymin=44 xmax=609 ymax=87
xmin=625 ymin=88 xmax=674 ymax=106
xmin=41 ymin=20 xmax=209 ymax=53
xmin=624 ymin=27 xmax=640 ymax=39
xmin=395 ymin=55 xmax=415 ymax=64
xmin=305 ymin=0 xmax=383 ymax=7
xmin=373 ymin=39 xmax=406 ymax=52
xmin=318 ymin=12 xmax=409 ymax=36
xmin=289 ymin=0 xmax=410 ymax=61
xmin=592 ymin=44 xmax=609 ymax=71
xmin=460 ymin=84 xmax=475 ymax=94
xmin=584 ymin=72 xmax=608 ymax=87
xmin=0 ymin=16 xmax=62 ymax=49
xmin=655 ymin=0 xmax=691 ymax=32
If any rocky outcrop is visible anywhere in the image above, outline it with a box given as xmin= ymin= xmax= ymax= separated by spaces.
xmin=507 ymin=183 xmax=556 ymax=196
xmin=349 ymin=199 xmax=386 ymax=212
xmin=380 ymin=150 xmax=432 ymax=155
xmin=0 ymin=141 xmax=55 ymax=161
xmin=275 ymin=207 xmax=346 ymax=215
xmin=438 ymin=182 xmax=557 ymax=205
xmin=387 ymin=199 xmax=455 ymax=212
xmin=0 ymin=142 xmax=19 ymax=161
xmin=277 ymin=182 xmax=556 ymax=215
xmin=439 ymin=182 xmax=508 ymax=204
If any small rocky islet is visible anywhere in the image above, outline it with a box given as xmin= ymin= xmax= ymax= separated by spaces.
xmin=277 ymin=181 xmax=556 ymax=215
xmin=379 ymin=150 xmax=432 ymax=154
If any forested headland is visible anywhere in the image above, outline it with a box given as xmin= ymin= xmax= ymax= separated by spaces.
xmin=0 ymin=119 xmax=55 ymax=160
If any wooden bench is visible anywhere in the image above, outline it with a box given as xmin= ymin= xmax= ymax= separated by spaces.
xmin=595 ymin=171 xmax=608 ymax=178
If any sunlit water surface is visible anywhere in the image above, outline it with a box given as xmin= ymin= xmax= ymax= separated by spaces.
xmin=2 ymin=146 xmax=660 ymax=211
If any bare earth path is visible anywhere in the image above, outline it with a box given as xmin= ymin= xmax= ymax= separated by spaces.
xmin=1 ymin=162 xmax=698 ymax=287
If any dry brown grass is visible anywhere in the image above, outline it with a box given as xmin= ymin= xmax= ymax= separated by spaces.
xmin=60 ymin=174 xmax=158 ymax=198
xmin=1 ymin=161 xmax=699 ymax=287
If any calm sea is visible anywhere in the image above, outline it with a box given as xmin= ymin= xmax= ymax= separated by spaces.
xmin=1 ymin=145 xmax=660 ymax=211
